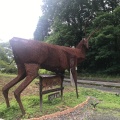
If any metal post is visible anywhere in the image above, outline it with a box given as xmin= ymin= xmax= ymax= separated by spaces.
xmin=39 ymin=76 xmax=43 ymax=111
xmin=70 ymin=69 xmax=74 ymax=86
xmin=60 ymin=75 xmax=64 ymax=100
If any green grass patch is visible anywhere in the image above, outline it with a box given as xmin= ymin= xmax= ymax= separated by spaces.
xmin=0 ymin=73 xmax=16 ymax=78
xmin=0 ymin=87 xmax=86 ymax=120
xmin=78 ymin=73 xmax=120 ymax=82
xmin=0 ymin=87 xmax=120 ymax=120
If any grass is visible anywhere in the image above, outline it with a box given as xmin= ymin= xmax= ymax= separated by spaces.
xmin=0 ymin=73 xmax=120 ymax=120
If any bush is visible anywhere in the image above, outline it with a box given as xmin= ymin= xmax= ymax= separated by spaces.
xmin=39 ymin=69 xmax=53 ymax=75
xmin=3 ymin=65 xmax=17 ymax=74
xmin=0 ymin=62 xmax=17 ymax=74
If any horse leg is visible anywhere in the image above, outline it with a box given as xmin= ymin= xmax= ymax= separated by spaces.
xmin=2 ymin=64 xmax=26 ymax=107
xmin=70 ymin=57 xmax=78 ymax=98
xmin=71 ymin=67 xmax=79 ymax=98
xmin=14 ymin=63 xmax=39 ymax=115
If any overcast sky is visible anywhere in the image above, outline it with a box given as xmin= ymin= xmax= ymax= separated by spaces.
xmin=0 ymin=0 xmax=42 ymax=42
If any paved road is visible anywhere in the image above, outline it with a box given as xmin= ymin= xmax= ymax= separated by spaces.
xmin=64 ymin=79 xmax=120 ymax=93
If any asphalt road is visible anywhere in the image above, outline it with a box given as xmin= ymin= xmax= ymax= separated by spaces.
xmin=63 ymin=79 xmax=120 ymax=94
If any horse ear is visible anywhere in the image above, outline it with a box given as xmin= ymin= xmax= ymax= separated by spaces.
xmin=82 ymin=38 xmax=85 ymax=40
xmin=83 ymin=38 xmax=87 ymax=42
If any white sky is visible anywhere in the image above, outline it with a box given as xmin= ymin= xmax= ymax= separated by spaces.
xmin=0 ymin=0 xmax=42 ymax=42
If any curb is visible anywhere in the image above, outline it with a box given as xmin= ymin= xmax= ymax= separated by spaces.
xmin=30 ymin=97 xmax=90 ymax=120
xmin=64 ymin=79 xmax=120 ymax=88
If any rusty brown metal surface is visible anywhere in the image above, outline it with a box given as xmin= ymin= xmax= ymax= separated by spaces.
xmin=40 ymin=75 xmax=62 ymax=89
xmin=39 ymin=75 xmax=64 ymax=111
xmin=2 ymin=30 xmax=95 ymax=114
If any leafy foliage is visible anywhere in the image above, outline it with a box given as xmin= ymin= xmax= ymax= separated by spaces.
xmin=34 ymin=0 xmax=97 ymax=44
xmin=80 ymin=7 xmax=120 ymax=74
xmin=0 ymin=42 xmax=17 ymax=74
xmin=34 ymin=16 xmax=50 ymax=41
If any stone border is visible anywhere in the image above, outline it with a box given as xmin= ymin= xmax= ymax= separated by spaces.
xmin=30 ymin=97 xmax=90 ymax=120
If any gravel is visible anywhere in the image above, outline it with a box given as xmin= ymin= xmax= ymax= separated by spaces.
xmin=32 ymin=97 xmax=120 ymax=120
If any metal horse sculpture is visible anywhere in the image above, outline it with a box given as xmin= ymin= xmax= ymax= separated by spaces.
xmin=2 ymin=30 xmax=96 ymax=114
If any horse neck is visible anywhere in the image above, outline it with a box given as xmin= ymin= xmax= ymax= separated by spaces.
xmin=76 ymin=41 xmax=87 ymax=56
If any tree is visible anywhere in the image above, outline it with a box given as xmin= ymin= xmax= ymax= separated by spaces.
xmin=0 ymin=42 xmax=17 ymax=73
xmin=34 ymin=0 xmax=96 ymax=45
xmin=34 ymin=0 xmax=120 ymax=45
xmin=34 ymin=16 xmax=50 ymax=41
xmin=80 ymin=7 xmax=120 ymax=74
